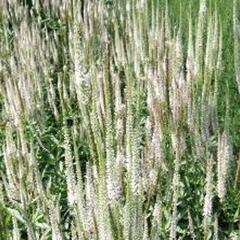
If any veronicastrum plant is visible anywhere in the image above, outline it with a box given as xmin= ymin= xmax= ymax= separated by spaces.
xmin=0 ymin=0 xmax=239 ymax=239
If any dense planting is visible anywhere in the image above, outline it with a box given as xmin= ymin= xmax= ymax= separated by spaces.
xmin=0 ymin=0 xmax=239 ymax=239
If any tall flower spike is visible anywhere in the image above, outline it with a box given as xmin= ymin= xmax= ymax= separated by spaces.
xmin=63 ymin=124 xmax=77 ymax=207
xmin=195 ymin=0 xmax=207 ymax=75
xmin=187 ymin=11 xmax=195 ymax=131
xmin=217 ymin=131 xmax=231 ymax=202
xmin=233 ymin=0 xmax=240 ymax=94
xmin=203 ymin=155 xmax=214 ymax=238
xmin=170 ymin=143 xmax=181 ymax=240
xmin=48 ymin=196 xmax=64 ymax=240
